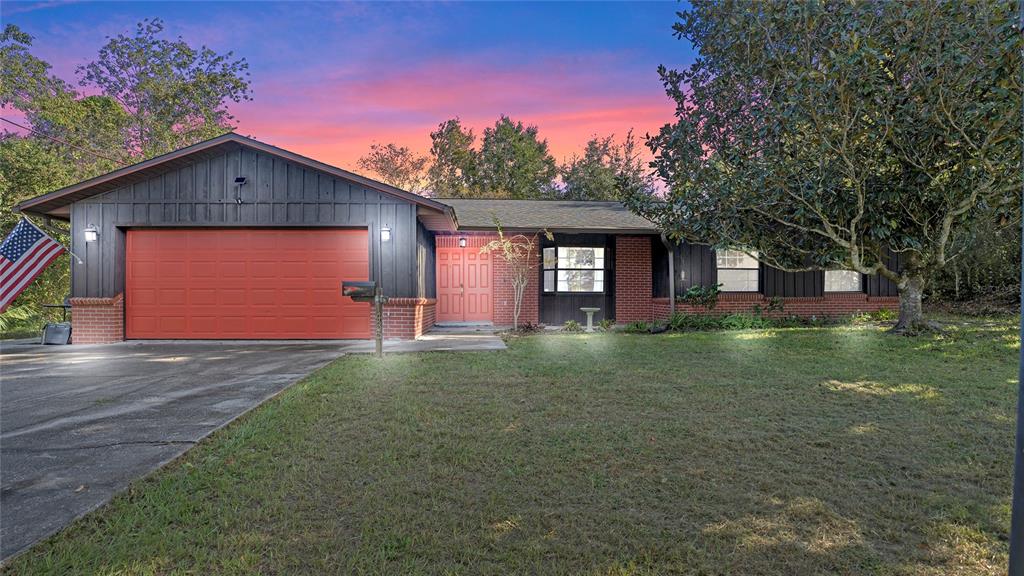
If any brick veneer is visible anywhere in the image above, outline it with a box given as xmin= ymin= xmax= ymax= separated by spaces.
xmin=375 ymin=298 xmax=436 ymax=339
xmin=491 ymin=239 xmax=540 ymax=327
xmin=652 ymin=292 xmax=899 ymax=320
xmin=70 ymin=293 xmax=124 ymax=344
xmin=614 ymin=236 xmax=652 ymax=323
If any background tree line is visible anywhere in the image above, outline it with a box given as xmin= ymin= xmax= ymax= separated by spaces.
xmin=357 ymin=116 xmax=656 ymax=201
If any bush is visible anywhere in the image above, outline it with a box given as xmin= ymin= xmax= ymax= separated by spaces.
xmin=666 ymin=312 xmax=719 ymax=331
xmin=562 ymin=320 xmax=583 ymax=333
xmin=719 ymin=313 xmax=772 ymax=330
xmin=678 ymin=284 xmax=722 ymax=310
xmin=597 ymin=318 xmax=616 ymax=331
xmin=512 ymin=322 xmax=545 ymax=334
xmin=623 ymin=321 xmax=651 ymax=333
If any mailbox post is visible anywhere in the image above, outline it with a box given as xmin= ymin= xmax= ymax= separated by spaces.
xmin=342 ymin=280 xmax=387 ymax=357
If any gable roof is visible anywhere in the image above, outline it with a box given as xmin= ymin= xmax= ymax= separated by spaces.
xmin=15 ymin=132 xmax=454 ymax=222
xmin=435 ymin=198 xmax=658 ymax=233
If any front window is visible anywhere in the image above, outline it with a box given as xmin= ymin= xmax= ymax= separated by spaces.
xmin=716 ymin=249 xmax=759 ymax=292
xmin=825 ymin=269 xmax=862 ymax=292
xmin=543 ymin=247 xmax=605 ymax=293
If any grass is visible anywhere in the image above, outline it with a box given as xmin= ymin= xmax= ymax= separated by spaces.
xmin=5 ymin=317 xmax=1020 ymax=575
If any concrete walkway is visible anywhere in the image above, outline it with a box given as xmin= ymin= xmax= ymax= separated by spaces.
xmin=347 ymin=325 xmax=507 ymax=354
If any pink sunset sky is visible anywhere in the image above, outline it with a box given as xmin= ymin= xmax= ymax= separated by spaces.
xmin=3 ymin=1 xmax=695 ymax=171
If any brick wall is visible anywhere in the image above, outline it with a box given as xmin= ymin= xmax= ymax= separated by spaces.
xmin=652 ymin=292 xmax=899 ymax=320
xmin=70 ymin=293 xmax=124 ymax=344
xmin=375 ymin=298 xmax=436 ymax=339
xmin=614 ymin=236 xmax=652 ymax=323
xmin=492 ymin=239 xmax=540 ymax=327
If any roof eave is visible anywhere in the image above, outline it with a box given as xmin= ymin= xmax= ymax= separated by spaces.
xmin=14 ymin=132 xmax=449 ymax=215
xmin=455 ymin=226 xmax=659 ymax=235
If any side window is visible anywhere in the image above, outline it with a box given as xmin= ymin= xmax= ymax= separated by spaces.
xmin=716 ymin=249 xmax=759 ymax=292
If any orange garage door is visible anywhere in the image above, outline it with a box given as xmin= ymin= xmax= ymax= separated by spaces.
xmin=126 ymin=229 xmax=370 ymax=339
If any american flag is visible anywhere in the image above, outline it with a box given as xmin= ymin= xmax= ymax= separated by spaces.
xmin=0 ymin=218 xmax=66 ymax=313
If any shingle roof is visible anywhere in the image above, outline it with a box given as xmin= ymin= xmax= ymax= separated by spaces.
xmin=437 ymin=198 xmax=658 ymax=233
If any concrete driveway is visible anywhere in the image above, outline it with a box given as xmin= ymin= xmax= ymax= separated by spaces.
xmin=0 ymin=341 xmax=345 ymax=561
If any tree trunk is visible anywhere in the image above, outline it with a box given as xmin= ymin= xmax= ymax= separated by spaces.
xmin=891 ymin=274 xmax=927 ymax=334
xmin=512 ymin=280 xmax=523 ymax=329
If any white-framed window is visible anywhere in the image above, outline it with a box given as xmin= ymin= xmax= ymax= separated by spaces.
xmin=543 ymin=247 xmax=605 ymax=293
xmin=716 ymin=249 xmax=759 ymax=292
xmin=825 ymin=269 xmax=862 ymax=292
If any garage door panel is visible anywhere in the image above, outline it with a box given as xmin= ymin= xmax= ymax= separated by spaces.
xmin=127 ymin=229 xmax=370 ymax=339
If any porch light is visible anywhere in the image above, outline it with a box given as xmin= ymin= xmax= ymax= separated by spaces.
xmin=380 ymin=226 xmax=391 ymax=242
xmin=83 ymin=224 xmax=99 ymax=243
xmin=458 ymin=237 xmax=467 ymax=248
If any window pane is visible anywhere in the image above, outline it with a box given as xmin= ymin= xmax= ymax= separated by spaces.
xmin=556 ymin=270 xmax=604 ymax=292
xmin=716 ymin=249 xmax=759 ymax=269
xmin=543 ymin=248 xmax=556 ymax=269
xmin=718 ymin=269 xmax=759 ymax=292
xmin=543 ymin=270 xmax=555 ymax=292
xmin=557 ymin=247 xmax=601 ymax=269
xmin=825 ymin=269 xmax=861 ymax=292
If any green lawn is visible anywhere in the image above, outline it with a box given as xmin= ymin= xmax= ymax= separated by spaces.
xmin=6 ymin=318 xmax=1020 ymax=575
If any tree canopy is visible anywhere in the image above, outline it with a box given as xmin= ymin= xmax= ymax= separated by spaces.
xmin=476 ymin=115 xmax=558 ymax=199
xmin=427 ymin=118 xmax=478 ymax=198
xmin=625 ymin=0 xmax=1022 ymax=332
xmin=357 ymin=143 xmax=429 ymax=194
xmin=421 ymin=116 xmax=652 ymax=200
xmin=560 ymin=130 xmax=653 ymax=201
xmin=78 ymin=18 xmax=252 ymax=158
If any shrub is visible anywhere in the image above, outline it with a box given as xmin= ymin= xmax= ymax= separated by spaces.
xmin=562 ymin=320 xmax=583 ymax=333
xmin=513 ymin=322 xmax=546 ymax=334
xmin=597 ymin=318 xmax=616 ymax=331
xmin=666 ymin=312 xmax=718 ymax=331
xmin=623 ymin=321 xmax=651 ymax=333
xmin=679 ymin=284 xmax=722 ymax=310
xmin=719 ymin=313 xmax=772 ymax=330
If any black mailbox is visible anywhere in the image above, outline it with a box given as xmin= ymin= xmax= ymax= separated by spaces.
xmin=342 ymin=280 xmax=377 ymax=302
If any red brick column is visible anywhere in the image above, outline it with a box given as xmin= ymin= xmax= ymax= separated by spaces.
xmin=614 ymin=236 xmax=653 ymax=323
xmin=70 ymin=294 xmax=124 ymax=344
xmin=376 ymin=298 xmax=436 ymax=339
xmin=492 ymin=241 xmax=539 ymax=327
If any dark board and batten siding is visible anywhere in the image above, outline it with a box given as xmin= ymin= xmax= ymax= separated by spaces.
xmin=652 ymin=240 xmax=716 ymax=296
xmin=416 ymin=222 xmax=436 ymax=299
xmin=70 ymin=146 xmax=425 ymax=299
xmin=653 ymin=240 xmax=901 ymax=298
xmin=760 ymin=266 xmax=823 ymax=298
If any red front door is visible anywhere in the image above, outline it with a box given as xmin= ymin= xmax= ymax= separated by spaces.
xmin=436 ymin=237 xmax=492 ymax=323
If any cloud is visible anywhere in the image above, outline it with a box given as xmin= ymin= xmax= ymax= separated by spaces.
xmin=1 ymin=0 xmax=84 ymax=16
xmin=232 ymin=52 xmax=673 ymax=169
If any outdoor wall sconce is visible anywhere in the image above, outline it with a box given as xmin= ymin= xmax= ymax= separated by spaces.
xmin=233 ymin=176 xmax=247 ymax=204
xmin=458 ymin=237 xmax=467 ymax=248
xmin=83 ymin=224 xmax=99 ymax=243
xmin=380 ymin=226 xmax=392 ymax=242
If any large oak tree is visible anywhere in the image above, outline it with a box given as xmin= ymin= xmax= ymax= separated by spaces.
xmin=626 ymin=0 xmax=1021 ymax=332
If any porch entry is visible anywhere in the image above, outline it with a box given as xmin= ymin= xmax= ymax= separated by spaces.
xmin=436 ymin=236 xmax=493 ymax=323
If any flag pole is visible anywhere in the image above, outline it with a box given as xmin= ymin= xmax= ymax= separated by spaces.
xmin=19 ymin=214 xmax=84 ymax=265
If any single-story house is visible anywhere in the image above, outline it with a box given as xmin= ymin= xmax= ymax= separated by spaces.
xmin=16 ymin=133 xmax=899 ymax=343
